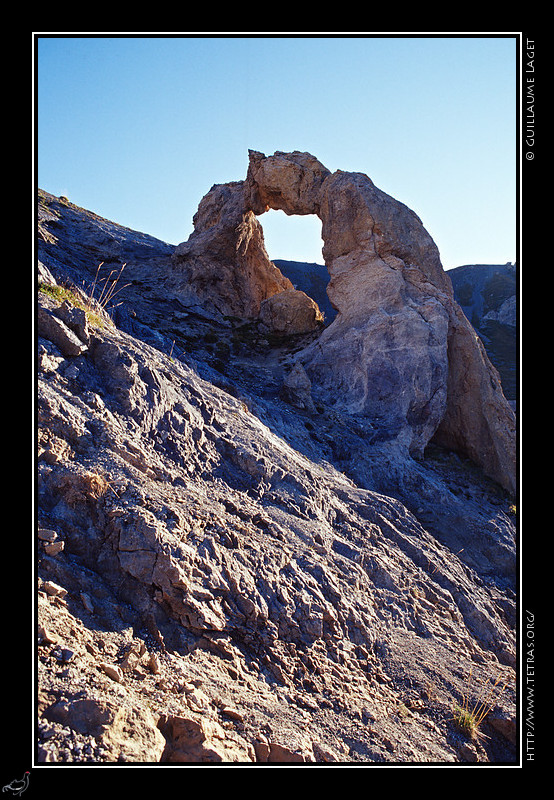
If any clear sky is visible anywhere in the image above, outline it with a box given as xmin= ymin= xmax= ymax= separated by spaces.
xmin=35 ymin=34 xmax=518 ymax=269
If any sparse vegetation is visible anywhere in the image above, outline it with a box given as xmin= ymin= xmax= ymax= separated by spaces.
xmin=38 ymin=261 xmax=130 ymax=329
xmin=87 ymin=261 xmax=130 ymax=313
xmin=39 ymin=282 xmax=108 ymax=330
xmin=452 ymin=669 xmax=507 ymax=741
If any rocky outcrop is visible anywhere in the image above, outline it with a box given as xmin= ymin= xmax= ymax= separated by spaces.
xmin=245 ymin=151 xmax=515 ymax=494
xmin=171 ymin=151 xmax=515 ymax=494
xmin=484 ymin=295 xmax=516 ymax=327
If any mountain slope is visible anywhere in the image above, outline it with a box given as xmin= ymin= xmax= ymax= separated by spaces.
xmin=35 ymin=189 xmax=517 ymax=764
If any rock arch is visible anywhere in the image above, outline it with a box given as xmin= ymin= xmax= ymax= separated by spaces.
xmin=172 ymin=150 xmax=516 ymax=494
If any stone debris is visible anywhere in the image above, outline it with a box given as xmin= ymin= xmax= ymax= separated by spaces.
xmin=100 ymin=662 xmax=124 ymax=683
xmin=42 ymin=581 xmax=68 ymax=599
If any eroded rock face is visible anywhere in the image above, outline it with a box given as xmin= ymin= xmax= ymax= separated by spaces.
xmin=431 ymin=303 xmax=517 ymax=496
xmin=172 ymin=150 xmax=515 ymax=494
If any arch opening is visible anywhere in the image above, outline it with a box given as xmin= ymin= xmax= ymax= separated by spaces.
xmin=257 ymin=209 xmax=336 ymax=325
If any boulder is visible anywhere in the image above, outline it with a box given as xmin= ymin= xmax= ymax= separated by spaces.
xmin=44 ymin=697 xmax=166 ymax=763
xmin=37 ymin=294 xmax=88 ymax=357
xmin=158 ymin=714 xmax=255 ymax=763
xmin=280 ymin=361 xmax=316 ymax=412
xmin=259 ymin=288 xmax=323 ymax=336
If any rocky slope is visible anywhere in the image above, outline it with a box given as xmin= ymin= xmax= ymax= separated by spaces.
xmin=35 ymin=170 xmax=517 ymax=765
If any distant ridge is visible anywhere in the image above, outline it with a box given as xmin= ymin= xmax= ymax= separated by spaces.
xmin=448 ymin=263 xmax=516 ymax=401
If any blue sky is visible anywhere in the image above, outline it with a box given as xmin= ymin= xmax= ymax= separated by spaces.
xmin=36 ymin=34 xmax=518 ymax=269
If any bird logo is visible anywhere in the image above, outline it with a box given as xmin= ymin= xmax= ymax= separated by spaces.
xmin=2 ymin=773 xmax=30 ymax=797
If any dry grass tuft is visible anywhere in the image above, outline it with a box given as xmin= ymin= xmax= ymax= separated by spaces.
xmin=452 ymin=668 xmax=508 ymax=741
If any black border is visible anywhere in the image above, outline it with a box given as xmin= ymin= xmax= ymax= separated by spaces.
xmin=25 ymin=32 xmax=529 ymax=789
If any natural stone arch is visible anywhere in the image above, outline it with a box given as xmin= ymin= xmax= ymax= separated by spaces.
xmin=172 ymin=150 xmax=516 ymax=495
xmin=245 ymin=151 xmax=453 ymax=456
